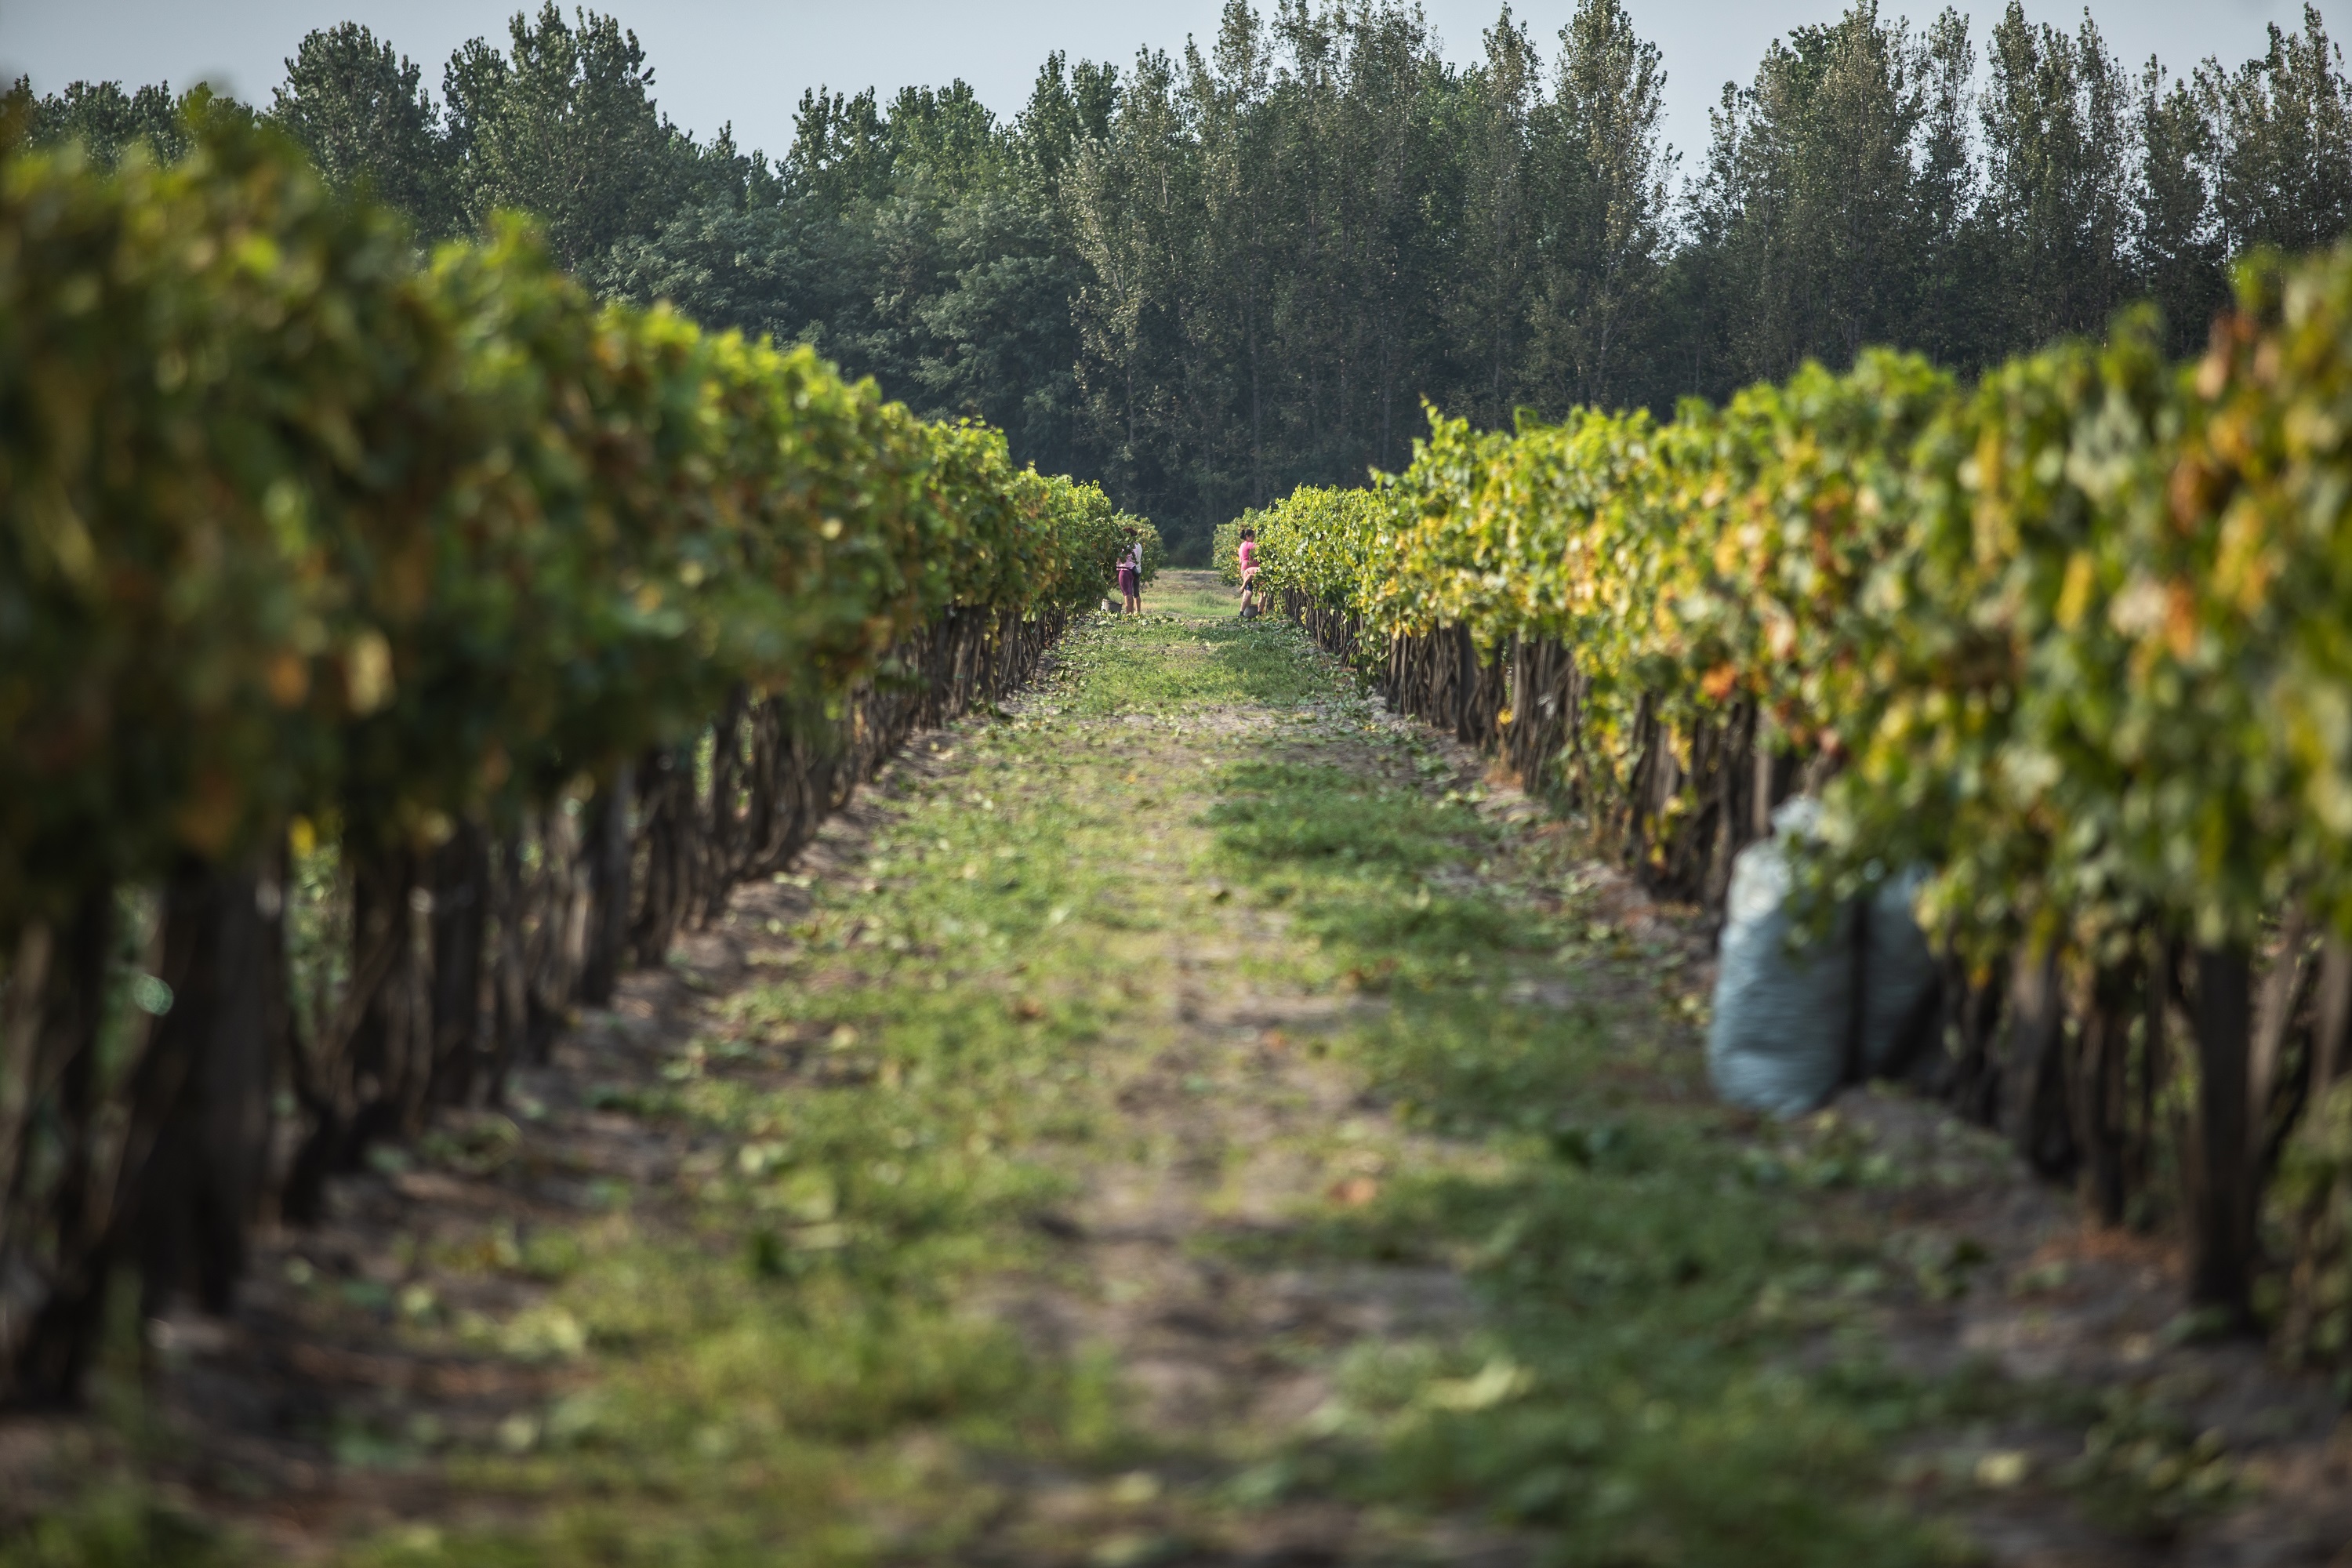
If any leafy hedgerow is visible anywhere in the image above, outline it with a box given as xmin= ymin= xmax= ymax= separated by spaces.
xmin=0 ymin=104 xmax=1159 ymax=1416
xmin=1236 ymin=248 xmax=2352 ymax=1353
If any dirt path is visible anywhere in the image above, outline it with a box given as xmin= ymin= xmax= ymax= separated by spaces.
xmin=8 ymin=572 xmax=2351 ymax=1566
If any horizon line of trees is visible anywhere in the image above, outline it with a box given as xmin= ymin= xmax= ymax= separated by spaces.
xmin=14 ymin=0 xmax=2352 ymax=558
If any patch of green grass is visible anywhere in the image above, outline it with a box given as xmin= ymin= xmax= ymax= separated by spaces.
xmin=1209 ymin=760 xmax=1494 ymax=873
xmin=0 ymin=1492 xmax=228 ymax=1568
xmin=1051 ymin=611 xmax=1330 ymax=714
xmin=1208 ymin=759 xmax=1542 ymax=964
xmin=1199 ymin=724 xmax=1972 ymax=1567
xmin=1136 ymin=568 xmax=1241 ymax=619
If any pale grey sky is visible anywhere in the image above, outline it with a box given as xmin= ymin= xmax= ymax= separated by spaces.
xmin=0 ymin=0 xmax=2332 ymax=183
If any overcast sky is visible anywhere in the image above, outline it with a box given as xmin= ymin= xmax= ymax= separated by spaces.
xmin=2 ymin=0 xmax=2336 ymax=180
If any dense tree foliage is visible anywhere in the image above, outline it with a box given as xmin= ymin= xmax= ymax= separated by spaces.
xmin=13 ymin=0 xmax=2352 ymax=556
xmin=270 ymin=22 xmax=459 ymax=238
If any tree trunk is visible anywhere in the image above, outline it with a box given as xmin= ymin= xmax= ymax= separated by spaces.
xmin=2003 ymin=949 xmax=2077 ymax=1180
xmin=138 ymin=856 xmax=278 ymax=1316
xmin=2185 ymin=943 xmax=2256 ymax=1324
xmin=0 ymin=893 xmax=111 ymax=1405
xmin=2311 ymin=935 xmax=2352 ymax=1106
xmin=704 ymin=686 xmax=749 ymax=920
xmin=281 ymin=840 xmax=412 ymax=1223
xmin=344 ymin=844 xmax=425 ymax=1152
xmin=429 ymin=823 xmax=490 ymax=1108
xmin=487 ymin=833 xmax=528 ymax=1104
xmin=0 ymin=921 xmax=55 ymax=1229
xmin=2249 ymin=909 xmax=2314 ymax=1154
xmin=2070 ymin=958 xmax=2136 ymax=1227
xmin=579 ymin=766 xmax=633 ymax=1007
xmin=16 ymin=866 xmax=245 ymax=1399
xmin=632 ymin=743 xmax=690 ymax=967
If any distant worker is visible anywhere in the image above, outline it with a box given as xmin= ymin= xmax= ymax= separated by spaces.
xmin=1237 ymin=527 xmax=1261 ymax=619
xmin=1119 ymin=532 xmax=1145 ymax=615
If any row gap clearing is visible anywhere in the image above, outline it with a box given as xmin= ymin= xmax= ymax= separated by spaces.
xmin=9 ymin=570 xmax=2350 ymax=1567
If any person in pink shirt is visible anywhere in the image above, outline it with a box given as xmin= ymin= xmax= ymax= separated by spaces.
xmin=1237 ymin=527 xmax=1261 ymax=619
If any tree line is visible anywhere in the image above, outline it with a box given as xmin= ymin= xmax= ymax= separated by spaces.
xmin=16 ymin=0 xmax=2352 ymax=557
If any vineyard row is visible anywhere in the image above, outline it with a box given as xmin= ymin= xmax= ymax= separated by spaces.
xmin=1229 ymin=257 xmax=2352 ymax=1359
xmin=0 ymin=110 xmax=1152 ymax=1403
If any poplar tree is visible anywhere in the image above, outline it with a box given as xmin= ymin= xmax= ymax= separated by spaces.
xmin=16 ymin=78 xmax=188 ymax=165
xmin=1693 ymin=4 xmax=1926 ymax=386
xmin=1980 ymin=2 xmax=2132 ymax=350
xmin=1527 ymin=0 xmax=1671 ymax=411
xmin=2198 ymin=5 xmax=2352 ymax=258
xmin=270 ymin=24 xmax=456 ymax=238
xmin=441 ymin=4 xmax=693 ymax=270
xmin=2134 ymin=60 xmax=2226 ymax=357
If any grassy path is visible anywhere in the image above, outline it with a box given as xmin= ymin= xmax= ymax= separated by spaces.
xmin=305 ymin=572 xmax=1950 ymax=1568
xmin=27 ymin=573 xmax=2345 ymax=1566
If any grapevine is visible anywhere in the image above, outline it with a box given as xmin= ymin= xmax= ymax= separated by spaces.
xmin=0 ymin=112 xmax=1152 ymax=1399
xmin=1239 ymin=251 xmax=2352 ymax=1346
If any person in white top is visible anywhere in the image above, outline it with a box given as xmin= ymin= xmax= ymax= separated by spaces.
xmin=1118 ymin=532 xmax=1145 ymax=615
